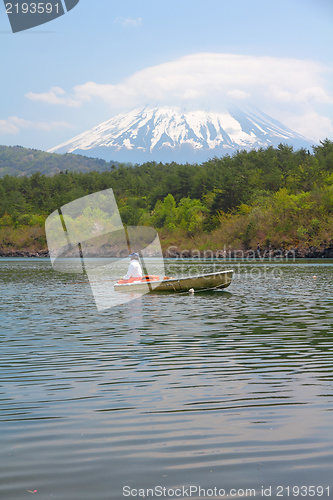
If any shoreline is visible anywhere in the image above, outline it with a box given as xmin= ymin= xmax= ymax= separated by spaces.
xmin=1 ymin=246 xmax=333 ymax=259
xmin=0 ymin=249 xmax=50 ymax=258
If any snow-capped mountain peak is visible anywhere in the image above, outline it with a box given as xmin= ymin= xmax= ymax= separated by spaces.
xmin=49 ymin=106 xmax=313 ymax=163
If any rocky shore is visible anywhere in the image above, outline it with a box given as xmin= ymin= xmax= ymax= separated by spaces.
xmin=1 ymin=245 xmax=333 ymax=259
xmin=0 ymin=249 xmax=50 ymax=258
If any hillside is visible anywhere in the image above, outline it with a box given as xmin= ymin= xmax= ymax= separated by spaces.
xmin=1 ymin=140 xmax=333 ymax=257
xmin=0 ymin=145 xmax=122 ymax=177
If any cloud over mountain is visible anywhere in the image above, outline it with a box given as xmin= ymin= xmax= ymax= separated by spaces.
xmin=26 ymin=53 xmax=333 ymax=142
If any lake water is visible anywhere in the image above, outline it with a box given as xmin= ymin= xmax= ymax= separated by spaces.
xmin=0 ymin=258 xmax=333 ymax=500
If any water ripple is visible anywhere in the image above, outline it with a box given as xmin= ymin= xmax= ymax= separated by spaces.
xmin=0 ymin=259 xmax=333 ymax=499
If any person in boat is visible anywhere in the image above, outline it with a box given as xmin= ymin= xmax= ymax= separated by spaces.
xmin=122 ymin=252 xmax=143 ymax=281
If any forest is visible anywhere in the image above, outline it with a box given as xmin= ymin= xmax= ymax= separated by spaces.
xmin=0 ymin=144 xmax=121 ymax=176
xmin=0 ymin=140 xmax=333 ymax=255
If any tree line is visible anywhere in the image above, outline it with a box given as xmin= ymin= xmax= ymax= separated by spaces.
xmin=1 ymin=140 xmax=333 ymax=251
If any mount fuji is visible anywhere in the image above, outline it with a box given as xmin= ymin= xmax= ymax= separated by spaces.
xmin=49 ymin=106 xmax=313 ymax=163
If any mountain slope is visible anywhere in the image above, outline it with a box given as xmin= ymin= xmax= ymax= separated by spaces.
xmin=49 ymin=106 xmax=314 ymax=162
xmin=0 ymin=145 xmax=120 ymax=177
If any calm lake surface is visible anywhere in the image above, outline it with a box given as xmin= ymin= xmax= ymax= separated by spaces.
xmin=0 ymin=258 xmax=333 ymax=500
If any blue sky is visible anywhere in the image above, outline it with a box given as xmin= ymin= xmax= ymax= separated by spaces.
xmin=1 ymin=0 xmax=333 ymax=151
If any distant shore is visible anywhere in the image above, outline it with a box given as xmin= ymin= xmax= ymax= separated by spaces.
xmin=0 ymin=249 xmax=50 ymax=258
xmin=1 ymin=245 xmax=333 ymax=259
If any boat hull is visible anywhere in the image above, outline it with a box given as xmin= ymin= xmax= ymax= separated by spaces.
xmin=114 ymin=270 xmax=234 ymax=293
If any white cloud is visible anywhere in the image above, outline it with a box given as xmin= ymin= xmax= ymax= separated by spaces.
xmin=26 ymin=86 xmax=81 ymax=107
xmin=268 ymin=84 xmax=333 ymax=104
xmin=115 ymin=17 xmax=143 ymax=27
xmin=284 ymin=112 xmax=333 ymax=142
xmin=24 ymin=52 xmax=333 ymax=140
xmin=0 ymin=119 xmax=19 ymax=135
xmin=227 ymin=89 xmax=250 ymax=100
xmin=29 ymin=53 xmax=331 ymax=109
xmin=0 ymin=116 xmax=72 ymax=135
